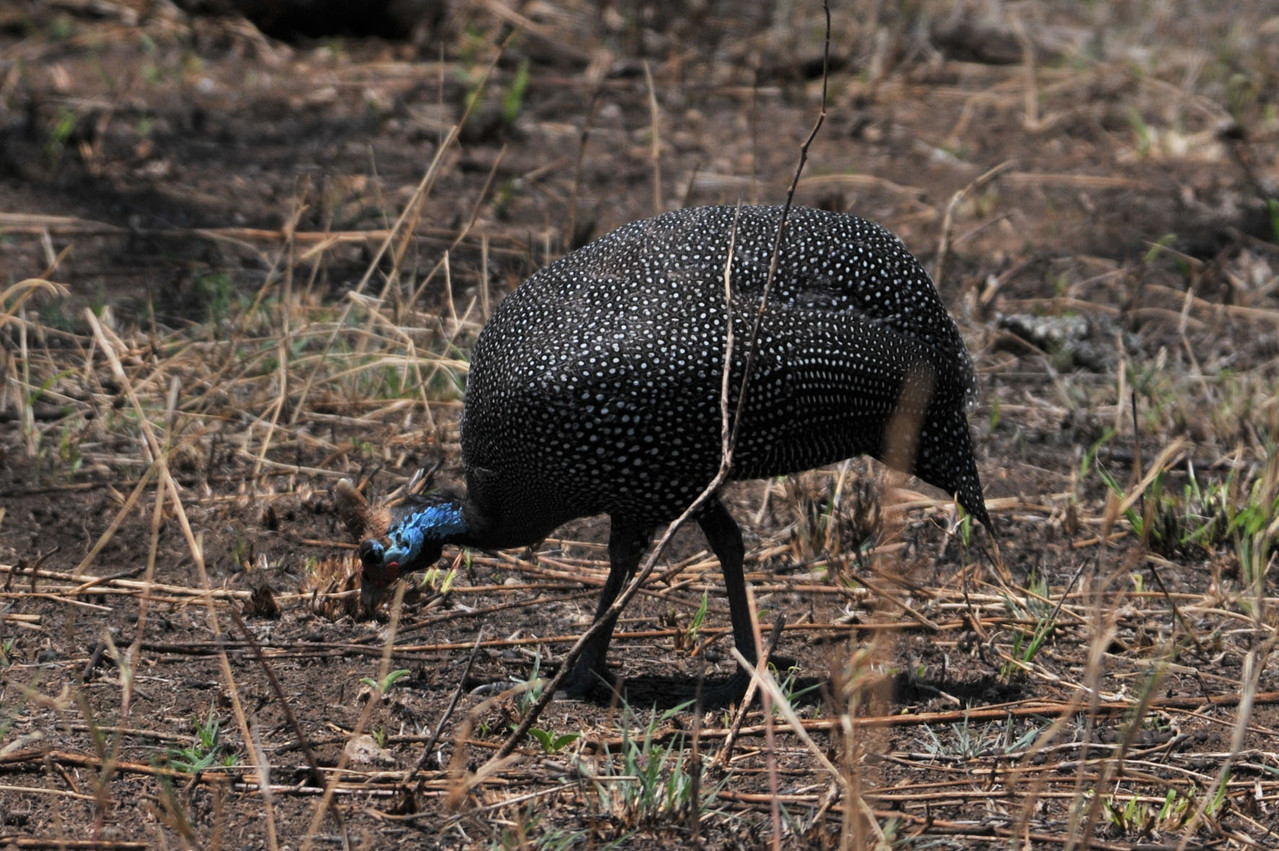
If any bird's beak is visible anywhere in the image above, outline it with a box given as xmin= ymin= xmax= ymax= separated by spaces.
xmin=360 ymin=577 xmax=384 ymax=610
xmin=359 ymin=562 xmax=400 ymax=611
xmin=357 ymin=538 xmax=401 ymax=611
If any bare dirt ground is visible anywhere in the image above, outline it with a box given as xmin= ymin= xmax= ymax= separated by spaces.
xmin=3 ymin=1 xmax=1279 ymax=848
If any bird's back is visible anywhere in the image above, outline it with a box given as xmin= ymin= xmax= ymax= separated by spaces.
xmin=460 ymin=205 xmax=985 ymax=539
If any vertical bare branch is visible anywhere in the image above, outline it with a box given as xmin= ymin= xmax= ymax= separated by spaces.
xmin=486 ymin=0 xmax=834 ymax=769
xmin=644 ymin=60 xmax=663 ymax=215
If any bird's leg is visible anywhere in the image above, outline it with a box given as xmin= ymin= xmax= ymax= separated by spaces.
xmin=697 ymin=496 xmax=756 ymax=705
xmin=561 ymin=518 xmax=651 ymax=698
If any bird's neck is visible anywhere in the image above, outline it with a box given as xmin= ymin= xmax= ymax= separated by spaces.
xmin=391 ymin=501 xmax=471 ymax=548
xmin=390 ymin=495 xmax=539 ymax=552
xmin=457 ymin=493 xmax=550 ymax=550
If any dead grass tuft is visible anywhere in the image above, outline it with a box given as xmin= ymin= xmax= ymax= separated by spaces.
xmin=301 ymin=556 xmax=362 ymax=621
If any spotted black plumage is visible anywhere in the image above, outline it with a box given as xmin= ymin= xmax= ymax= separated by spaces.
xmin=358 ymin=204 xmax=991 ymax=702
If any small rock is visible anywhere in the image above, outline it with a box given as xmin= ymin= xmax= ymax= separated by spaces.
xmin=343 ymin=734 xmax=395 ymax=768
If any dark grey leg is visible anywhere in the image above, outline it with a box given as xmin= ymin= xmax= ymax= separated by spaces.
xmin=697 ymin=496 xmax=757 ymax=704
xmin=561 ymin=517 xmax=651 ymax=697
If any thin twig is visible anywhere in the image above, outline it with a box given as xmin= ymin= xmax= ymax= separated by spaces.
xmin=643 ymin=60 xmax=663 ymax=215
xmin=717 ymin=615 xmax=785 ymax=767
xmin=229 ymin=609 xmax=325 ymax=788
xmin=934 ymin=160 xmax=1012 ymax=291
xmin=407 ymin=628 xmax=485 ymax=787
xmin=727 ymin=0 xmax=830 ymax=456
xmin=485 ymin=209 xmax=749 ymax=766
xmin=480 ymin=0 xmax=833 ymax=777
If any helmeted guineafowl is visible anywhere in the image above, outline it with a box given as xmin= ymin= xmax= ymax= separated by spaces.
xmin=358 ymin=204 xmax=991 ymax=702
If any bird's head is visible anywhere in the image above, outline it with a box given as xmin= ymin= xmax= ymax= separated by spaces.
xmin=358 ymin=502 xmax=467 ymax=610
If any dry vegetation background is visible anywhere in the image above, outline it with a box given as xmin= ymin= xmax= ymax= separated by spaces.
xmin=2 ymin=0 xmax=1279 ymax=848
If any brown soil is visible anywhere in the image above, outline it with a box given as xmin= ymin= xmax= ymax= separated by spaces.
xmin=2 ymin=1 xmax=1278 ymax=848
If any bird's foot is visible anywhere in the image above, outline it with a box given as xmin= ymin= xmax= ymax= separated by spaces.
xmin=688 ymin=655 xmax=800 ymax=707
xmin=556 ymin=661 xmax=620 ymax=701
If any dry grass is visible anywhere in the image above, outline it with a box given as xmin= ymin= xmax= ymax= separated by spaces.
xmin=3 ymin=0 xmax=1279 ymax=848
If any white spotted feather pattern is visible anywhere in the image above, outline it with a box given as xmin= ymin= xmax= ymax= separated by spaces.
xmin=459 ymin=205 xmax=988 ymax=542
